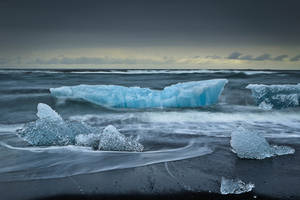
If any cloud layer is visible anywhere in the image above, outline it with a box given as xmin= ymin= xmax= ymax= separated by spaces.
xmin=0 ymin=52 xmax=299 ymax=70
xmin=27 ymin=57 xmax=171 ymax=65
xmin=290 ymin=55 xmax=300 ymax=62
xmin=226 ymin=52 xmax=292 ymax=61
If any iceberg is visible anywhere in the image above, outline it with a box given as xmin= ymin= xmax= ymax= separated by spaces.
xmin=18 ymin=103 xmax=143 ymax=151
xmin=246 ymin=84 xmax=300 ymax=109
xmin=230 ymin=127 xmax=295 ymax=159
xmin=220 ymin=177 xmax=255 ymax=195
xmin=50 ymin=79 xmax=228 ymax=108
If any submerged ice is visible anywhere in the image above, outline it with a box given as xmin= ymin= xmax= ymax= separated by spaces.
xmin=246 ymin=84 xmax=300 ymax=109
xmin=18 ymin=103 xmax=143 ymax=151
xmin=50 ymin=79 xmax=228 ymax=108
xmin=230 ymin=127 xmax=295 ymax=159
xmin=220 ymin=177 xmax=254 ymax=195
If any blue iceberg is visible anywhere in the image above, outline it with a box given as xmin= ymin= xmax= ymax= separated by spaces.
xmin=50 ymin=79 xmax=228 ymax=108
xmin=18 ymin=103 xmax=143 ymax=151
xmin=246 ymin=84 xmax=300 ymax=109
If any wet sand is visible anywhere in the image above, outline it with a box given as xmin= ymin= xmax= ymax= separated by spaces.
xmin=1 ymin=141 xmax=299 ymax=200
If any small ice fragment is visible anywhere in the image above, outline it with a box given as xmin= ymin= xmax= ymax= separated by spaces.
xmin=258 ymin=101 xmax=273 ymax=110
xmin=36 ymin=103 xmax=62 ymax=121
xmin=270 ymin=145 xmax=295 ymax=156
xmin=230 ymin=127 xmax=295 ymax=159
xmin=99 ymin=125 xmax=144 ymax=152
xmin=220 ymin=177 xmax=255 ymax=195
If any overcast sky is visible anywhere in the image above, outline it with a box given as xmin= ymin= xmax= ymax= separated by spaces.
xmin=1 ymin=0 xmax=300 ymax=69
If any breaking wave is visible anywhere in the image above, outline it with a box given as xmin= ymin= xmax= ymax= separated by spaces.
xmin=0 ymin=69 xmax=278 ymax=75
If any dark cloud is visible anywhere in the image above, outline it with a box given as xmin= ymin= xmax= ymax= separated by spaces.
xmin=290 ymin=55 xmax=300 ymax=62
xmin=227 ymin=52 xmax=242 ymax=59
xmin=273 ymin=55 xmax=288 ymax=61
xmin=1 ymin=0 xmax=300 ymax=54
xmin=239 ymin=55 xmax=253 ymax=60
xmin=253 ymin=53 xmax=271 ymax=61
xmin=226 ymin=52 xmax=289 ymax=61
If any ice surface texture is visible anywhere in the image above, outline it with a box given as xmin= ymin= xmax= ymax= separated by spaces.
xmin=246 ymin=84 xmax=300 ymax=109
xmin=50 ymin=79 xmax=228 ymax=108
xmin=75 ymin=125 xmax=143 ymax=151
xmin=230 ymin=127 xmax=295 ymax=159
xmin=36 ymin=103 xmax=63 ymax=121
xmin=220 ymin=177 xmax=254 ymax=194
xmin=18 ymin=103 xmax=143 ymax=151
xmin=98 ymin=125 xmax=143 ymax=151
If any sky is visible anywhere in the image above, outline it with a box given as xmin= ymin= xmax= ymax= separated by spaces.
xmin=0 ymin=0 xmax=300 ymax=69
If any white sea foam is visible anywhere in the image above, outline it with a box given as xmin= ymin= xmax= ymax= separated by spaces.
xmin=0 ymin=141 xmax=213 ymax=181
xmin=0 ymin=69 xmax=277 ymax=75
xmin=69 ymin=110 xmax=300 ymax=138
xmin=0 ymin=123 xmax=24 ymax=133
xmin=69 ymin=70 xmax=276 ymax=75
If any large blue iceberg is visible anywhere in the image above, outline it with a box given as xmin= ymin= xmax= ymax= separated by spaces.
xmin=246 ymin=84 xmax=300 ymax=109
xmin=18 ymin=103 xmax=143 ymax=151
xmin=50 ymin=79 xmax=228 ymax=108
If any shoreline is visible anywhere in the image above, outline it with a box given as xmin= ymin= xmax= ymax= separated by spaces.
xmin=34 ymin=192 xmax=285 ymax=200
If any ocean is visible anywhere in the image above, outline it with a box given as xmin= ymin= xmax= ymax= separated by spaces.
xmin=0 ymin=69 xmax=300 ymax=200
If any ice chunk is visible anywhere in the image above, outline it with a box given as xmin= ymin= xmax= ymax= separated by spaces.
xmin=75 ymin=133 xmax=101 ymax=149
xmin=258 ymin=101 xmax=273 ymax=110
xmin=220 ymin=177 xmax=255 ymax=195
xmin=36 ymin=103 xmax=62 ymax=121
xmin=75 ymin=125 xmax=143 ymax=151
xmin=50 ymin=79 xmax=228 ymax=108
xmin=18 ymin=104 xmax=144 ymax=152
xmin=99 ymin=125 xmax=144 ymax=152
xmin=18 ymin=103 xmax=76 ymax=146
xmin=18 ymin=117 xmax=95 ymax=146
xmin=246 ymin=84 xmax=300 ymax=109
xmin=230 ymin=127 xmax=295 ymax=159
xmin=18 ymin=120 xmax=75 ymax=146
